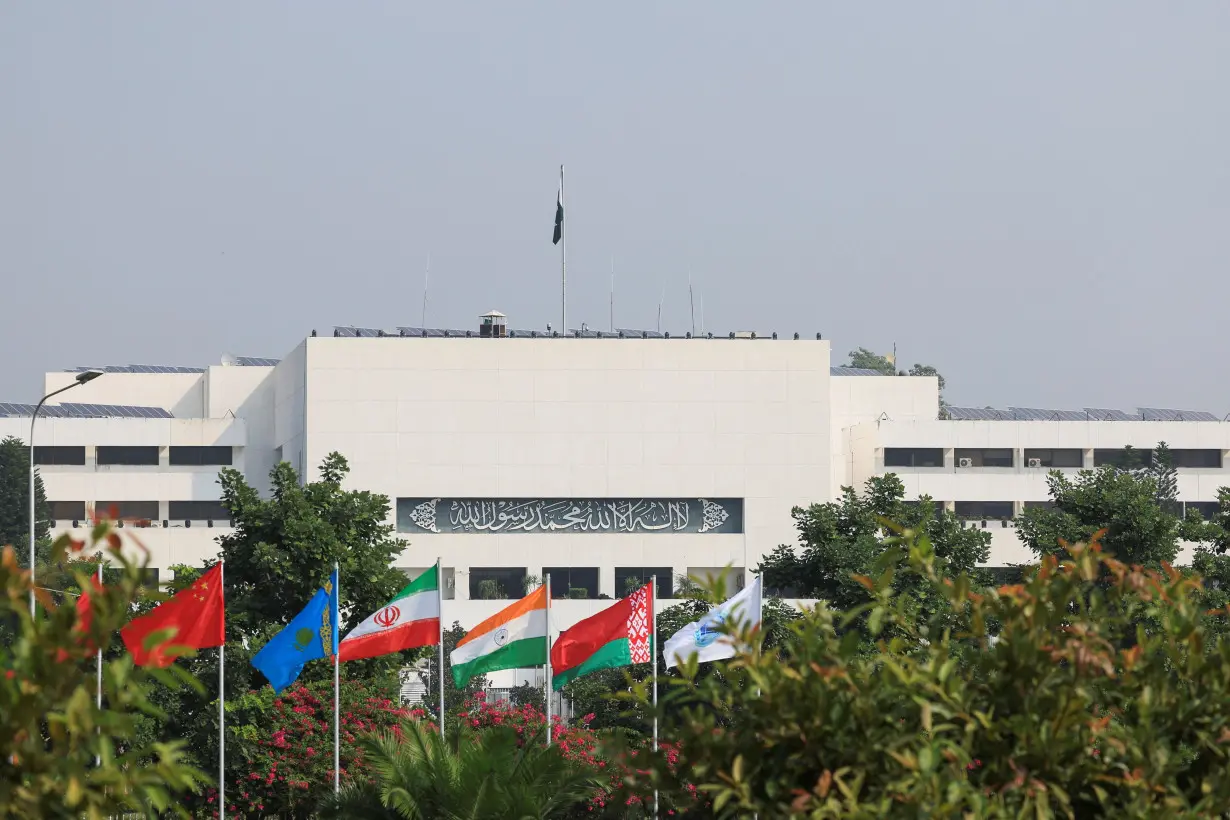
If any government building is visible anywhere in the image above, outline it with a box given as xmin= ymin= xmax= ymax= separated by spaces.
xmin=4 ymin=313 xmax=1229 ymax=634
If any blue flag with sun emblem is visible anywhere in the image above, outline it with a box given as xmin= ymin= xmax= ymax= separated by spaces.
xmin=251 ymin=570 xmax=339 ymax=693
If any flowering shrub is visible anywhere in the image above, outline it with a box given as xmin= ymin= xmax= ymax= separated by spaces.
xmin=192 ymin=677 xmax=426 ymax=819
xmin=459 ymin=692 xmax=700 ymax=817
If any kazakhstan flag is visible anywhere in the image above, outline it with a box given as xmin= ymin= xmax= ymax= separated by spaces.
xmin=251 ymin=570 xmax=339 ymax=693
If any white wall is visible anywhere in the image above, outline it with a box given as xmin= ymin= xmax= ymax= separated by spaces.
xmin=831 ymin=375 xmax=938 ymax=489
xmin=301 ymin=337 xmax=832 ymax=598
xmin=44 ymin=372 xmax=207 ymax=418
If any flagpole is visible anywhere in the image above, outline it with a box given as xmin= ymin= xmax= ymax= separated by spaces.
xmin=334 ymin=562 xmax=341 ymax=794
xmin=559 ymin=164 xmax=566 ymax=336
xmin=219 ymin=559 xmax=226 ymax=818
xmin=652 ymin=574 xmax=659 ymax=819
xmin=95 ymin=559 xmax=102 ymax=768
xmin=437 ymin=556 xmax=444 ymax=740
xmin=544 ymin=574 xmax=552 ymax=747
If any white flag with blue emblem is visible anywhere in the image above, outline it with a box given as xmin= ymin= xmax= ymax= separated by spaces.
xmin=664 ymin=575 xmax=763 ymax=668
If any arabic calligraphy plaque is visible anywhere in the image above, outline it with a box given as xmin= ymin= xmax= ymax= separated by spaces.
xmin=395 ymin=498 xmax=743 ymax=534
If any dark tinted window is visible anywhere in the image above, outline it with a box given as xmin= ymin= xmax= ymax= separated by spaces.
xmin=544 ymin=567 xmax=599 ymax=599
xmin=34 ymin=446 xmax=86 ymax=465
xmin=96 ymin=446 xmax=159 ymax=466
xmin=50 ymin=500 xmax=86 ymax=520
xmin=954 ymin=501 xmax=1015 ymax=519
xmin=985 ymin=567 xmax=1026 ymax=585
xmin=884 ymin=448 xmax=944 ymax=468
xmin=1024 ymin=449 xmax=1083 ymax=468
xmin=1094 ymin=448 xmax=1153 ymax=469
xmin=469 ymin=567 xmax=528 ymax=600
xmin=1185 ymin=501 xmax=1221 ymax=519
xmin=168 ymin=500 xmax=231 ymax=521
xmin=1024 ymin=500 xmax=1057 ymax=511
xmin=955 ymin=449 xmax=1014 ymax=468
xmin=96 ymin=501 xmax=159 ymax=520
xmin=169 ymin=446 xmax=233 ymax=466
xmin=615 ymin=567 xmax=673 ymax=599
xmin=1171 ymin=449 xmax=1222 ymax=469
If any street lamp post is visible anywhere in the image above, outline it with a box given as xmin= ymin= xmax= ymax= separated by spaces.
xmin=29 ymin=369 xmax=104 ymax=617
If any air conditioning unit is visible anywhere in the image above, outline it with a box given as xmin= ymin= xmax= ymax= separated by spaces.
xmin=958 ymin=457 xmax=974 ymax=468
xmin=1027 ymin=458 xmax=1042 ymax=468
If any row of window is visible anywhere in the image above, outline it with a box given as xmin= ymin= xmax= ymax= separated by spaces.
xmin=50 ymin=500 xmax=231 ymax=522
xmin=35 ymin=446 xmax=233 ymax=466
xmin=468 ymin=567 xmax=673 ymax=600
xmin=886 ymin=447 xmax=1224 ymax=469
xmin=944 ymin=500 xmax=1220 ymax=519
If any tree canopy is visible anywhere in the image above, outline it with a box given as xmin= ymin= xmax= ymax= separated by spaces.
xmin=756 ymin=474 xmax=990 ymax=613
xmin=0 ymin=436 xmax=50 ymax=563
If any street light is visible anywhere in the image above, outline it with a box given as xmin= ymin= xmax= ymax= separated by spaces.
xmin=29 ymin=369 xmax=104 ymax=616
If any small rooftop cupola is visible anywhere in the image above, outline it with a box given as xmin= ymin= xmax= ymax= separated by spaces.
xmin=479 ymin=310 xmax=507 ymax=338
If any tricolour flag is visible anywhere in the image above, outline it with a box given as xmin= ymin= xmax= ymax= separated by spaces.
xmin=340 ymin=566 xmax=440 ymax=662
xmin=121 ymin=563 xmax=226 ymax=667
xmin=663 ymin=575 xmax=762 ymax=669
xmin=551 ymin=583 xmax=652 ymax=690
xmin=450 ymin=585 xmax=547 ymax=687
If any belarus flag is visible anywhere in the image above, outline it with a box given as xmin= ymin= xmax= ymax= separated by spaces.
xmin=339 ymin=565 xmax=441 ymax=662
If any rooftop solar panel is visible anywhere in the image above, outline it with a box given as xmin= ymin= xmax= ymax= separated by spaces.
xmin=1138 ymin=407 xmax=1220 ymax=422
xmin=616 ymin=328 xmax=665 ymax=339
xmin=234 ymin=356 xmax=281 ymax=367
xmin=830 ymin=367 xmax=885 ymax=376
xmin=1084 ymin=407 xmax=1141 ymax=421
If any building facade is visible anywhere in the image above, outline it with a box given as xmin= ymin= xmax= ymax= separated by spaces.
xmin=3 ymin=321 xmax=1228 ymax=635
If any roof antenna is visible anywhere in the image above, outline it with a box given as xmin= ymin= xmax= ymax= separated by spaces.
xmin=609 ymin=255 xmax=615 ymax=333
xmin=422 ymin=253 xmax=430 ymax=328
xmin=688 ymin=273 xmax=696 ymax=337
xmin=657 ymin=286 xmax=665 ymax=334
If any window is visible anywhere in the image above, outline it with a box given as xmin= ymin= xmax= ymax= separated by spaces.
xmin=96 ymin=446 xmax=159 ymax=466
xmin=985 ymin=567 xmax=1026 ymax=585
xmin=469 ymin=568 xmax=527 ymax=600
xmin=102 ymin=567 xmax=160 ymax=588
xmin=615 ymin=567 xmax=673 ymax=600
xmin=954 ymin=501 xmax=1014 ymax=519
xmin=1024 ymin=449 xmax=1083 ymax=468
xmin=883 ymin=448 xmax=944 ymax=468
xmin=169 ymin=446 xmax=233 ymax=466
xmin=1094 ymin=448 xmax=1153 ymax=469
xmin=1185 ymin=501 xmax=1221 ymax=519
xmin=955 ymin=449 xmax=1014 ymax=468
xmin=1171 ymin=449 xmax=1223 ymax=469
xmin=544 ymin=567 xmax=599 ymax=599
xmin=34 ymin=446 xmax=86 ymax=465
xmin=96 ymin=501 xmax=159 ymax=521
xmin=1023 ymin=501 xmax=1056 ymax=511
xmin=49 ymin=501 xmax=86 ymax=521
xmin=168 ymin=500 xmax=231 ymax=521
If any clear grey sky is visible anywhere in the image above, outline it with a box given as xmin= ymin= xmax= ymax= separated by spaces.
xmin=2 ymin=2 xmax=1227 ymax=412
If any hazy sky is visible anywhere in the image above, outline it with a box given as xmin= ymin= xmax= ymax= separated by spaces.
xmin=3 ymin=3 xmax=1227 ymax=412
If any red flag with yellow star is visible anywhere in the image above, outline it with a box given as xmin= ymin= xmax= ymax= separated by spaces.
xmin=121 ymin=563 xmax=225 ymax=667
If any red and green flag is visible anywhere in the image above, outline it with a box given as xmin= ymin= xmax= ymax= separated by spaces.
xmin=550 ymin=583 xmax=652 ymax=690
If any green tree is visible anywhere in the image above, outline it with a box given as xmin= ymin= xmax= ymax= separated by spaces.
xmin=1016 ymin=456 xmax=1184 ymax=567
xmin=0 ymin=435 xmax=51 ymax=565
xmin=419 ymin=622 xmax=488 ymax=728
xmin=624 ymin=531 xmax=1230 ymax=817
xmin=756 ymin=474 xmax=990 ymax=614
xmin=907 ymin=363 xmax=947 ymax=408
xmin=1150 ymin=441 xmax=1179 ymax=513
xmin=318 ymin=720 xmax=603 ymax=819
xmin=846 ymin=348 xmax=895 ymax=374
xmin=217 ymin=452 xmax=411 ymax=683
xmin=1 ymin=527 xmax=208 ymax=818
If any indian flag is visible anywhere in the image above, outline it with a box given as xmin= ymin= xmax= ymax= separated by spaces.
xmin=551 ymin=583 xmax=652 ymax=690
xmin=450 ymin=585 xmax=547 ymax=686
xmin=339 ymin=566 xmax=440 ymax=662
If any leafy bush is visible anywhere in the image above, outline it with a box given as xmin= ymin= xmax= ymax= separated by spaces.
xmin=193 ymin=677 xmax=420 ymax=818
xmin=0 ymin=526 xmax=208 ymax=818
xmin=626 ymin=528 xmax=1230 ymax=818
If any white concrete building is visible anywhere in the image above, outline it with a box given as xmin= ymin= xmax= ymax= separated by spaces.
xmin=4 ymin=318 xmax=1229 ymax=634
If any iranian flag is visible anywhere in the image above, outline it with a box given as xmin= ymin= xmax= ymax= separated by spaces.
xmin=339 ymin=566 xmax=440 ymax=662
xmin=551 ymin=583 xmax=652 ymax=690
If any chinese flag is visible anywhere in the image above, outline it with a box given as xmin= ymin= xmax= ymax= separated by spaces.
xmin=121 ymin=563 xmax=225 ymax=667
